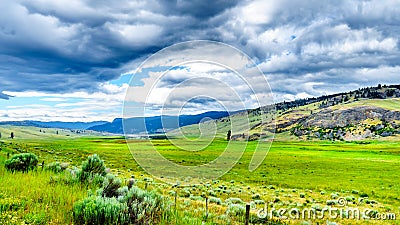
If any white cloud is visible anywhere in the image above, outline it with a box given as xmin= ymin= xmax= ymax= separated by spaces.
xmin=0 ymin=82 xmax=127 ymax=122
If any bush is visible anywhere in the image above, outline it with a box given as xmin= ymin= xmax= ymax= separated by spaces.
xmin=207 ymin=190 xmax=216 ymax=197
xmin=225 ymin=197 xmax=244 ymax=205
xmin=226 ymin=204 xmax=245 ymax=217
xmin=189 ymin=195 xmax=203 ymax=201
xmin=326 ymin=200 xmax=337 ymax=206
xmin=73 ymin=196 xmax=129 ymax=225
xmin=330 ymin=192 xmax=339 ymax=199
xmin=73 ymin=185 xmax=170 ymax=225
xmin=345 ymin=195 xmax=356 ymax=202
xmin=209 ymin=197 xmax=222 ymax=205
xmin=124 ymin=186 xmax=170 ymax=224
xmin=179 ymin=188 xmax=191 ymax=198
xmin=252 ymin=200 xmax=265 ymax=205
xmin=100 ymin=174 xmax=122 ymax=198
xmin=5 ymin=153 xmax=38 ymax=172
xmin=77 ymin=154 xmax=107 ymax=183
xmin=252 ymin=193 xmax=261 ymax=200
xmin=45 ymin=162 xmax=69 ymax=173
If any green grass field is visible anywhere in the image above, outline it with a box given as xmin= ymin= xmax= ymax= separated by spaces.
xmin=0 ymin=127 xmax=399 ymax=224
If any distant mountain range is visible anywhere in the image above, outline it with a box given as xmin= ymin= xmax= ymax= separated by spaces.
xmin=0 ymin=112 xmax=232 ymax=135
xmin=89 ymin=111 xmax=231 ymax=134
xmin=0 ymin=120 xmax=107 ymax=130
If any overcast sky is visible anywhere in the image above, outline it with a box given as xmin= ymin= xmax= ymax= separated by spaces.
xmin=0 ymin=0 xmax=399 ymax=121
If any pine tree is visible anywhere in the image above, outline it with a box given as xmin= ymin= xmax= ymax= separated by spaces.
xmin=227 ymin=130 xmax=231 ymax=141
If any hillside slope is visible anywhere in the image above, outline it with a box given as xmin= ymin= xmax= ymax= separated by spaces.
xmin=175 ymin=85 xmax=400 ymax=141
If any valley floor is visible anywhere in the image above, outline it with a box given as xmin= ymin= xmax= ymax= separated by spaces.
xmin=0 ymin=134 xmax=399 ymax=224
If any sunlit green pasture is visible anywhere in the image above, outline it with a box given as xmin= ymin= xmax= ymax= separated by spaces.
xmin=1 ymin=132 xmax=399 ymax=224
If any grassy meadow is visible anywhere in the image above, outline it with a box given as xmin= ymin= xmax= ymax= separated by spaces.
xmin=0 ymin=127 xmax=399 ymax=224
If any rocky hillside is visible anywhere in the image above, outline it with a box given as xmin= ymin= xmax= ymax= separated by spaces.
xmin=291 ymin=105 xmax=400 ymax=141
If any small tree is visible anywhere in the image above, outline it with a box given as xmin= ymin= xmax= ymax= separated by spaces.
xmin=227 ymin=130 xmax=231 ymax=141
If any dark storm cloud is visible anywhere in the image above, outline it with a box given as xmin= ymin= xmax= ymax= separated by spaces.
xmin=0 ymin=0 xmax=399 ymax=102
xmin=0 ymin=0 xmax=241 ymax=96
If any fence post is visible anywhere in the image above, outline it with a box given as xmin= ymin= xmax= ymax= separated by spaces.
xmin=245 ymin=203 xmax=250 ymax=225
xmin=174 ymin=190 xmax=178 ymax=210
xmin=205 ymin=197 xmax=209 ymax=219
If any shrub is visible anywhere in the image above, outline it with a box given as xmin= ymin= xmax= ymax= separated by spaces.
xmin=226 ymin=204 xmax=245 ymax=217
xmin=252 ymin=193 xmax=261 ymax=200
xmin=345 ymin=195 xmax=355 ymax=202
xmin=73 ymin=184 xmax=170 ymax=225
xmin=209 ymin=197 xmax=222 ymax=205
xmin=77 ymin=154 xmax=107 ymax=183
xmin=252 ymin=200 xmax=265 ymax=205
xmin=73 ymin=196 xmax=129 ymax=225
xmin=5 ymin=153 xmax=38 ymax=172
xmin=179 ymin=188 xmax=191 ymax=198
xmin=207 ymin=190 xmax=216 ymax=197
xmin=189 ymin=195 xmax=203 ymax=201
xmin=330 ymin=192 xmax=339 ymax=199
xmin=365 ymin=199 xmax=377 ymax=204
xmin=56 ymin=167 xmax=80 ymax=185
xmin=100 ymin=174 xmax=122 ymax=198
xmin=225 ymin=197 xmax=244 ymax=205
xmin=45 ymin=162 xmax=69 ymax=173
xmin=367 ymin=210 xmax=379 ymax=218
xmin=326 ymin=200 xmax=337 ymax=206
xmin=124 ymin=186 xmax=170 ymax=224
